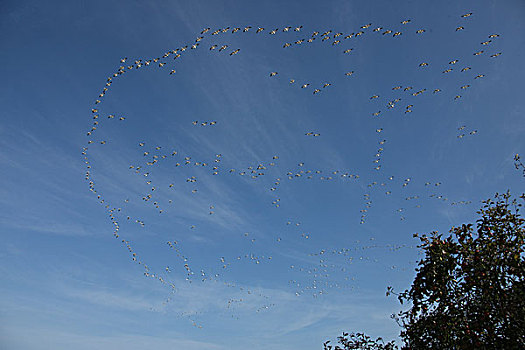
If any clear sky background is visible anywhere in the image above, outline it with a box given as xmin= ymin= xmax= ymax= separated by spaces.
xmin=1 ymin=1 xmax=524 ymax=349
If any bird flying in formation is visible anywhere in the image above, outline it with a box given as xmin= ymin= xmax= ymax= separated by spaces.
xmin=82 ymin=10 xmax=502 ymax=304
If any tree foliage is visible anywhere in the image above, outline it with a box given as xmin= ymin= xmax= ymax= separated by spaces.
xmin=395 ymin=191 xmax=525 ymax=348
xmin=323 ymin=332 xmax=397 ymax=350
xmin=325 ymin=192 xmax=525 ymax=349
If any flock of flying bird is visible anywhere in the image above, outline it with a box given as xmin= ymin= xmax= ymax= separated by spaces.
xmin=83 ymin=11 xmax=510 ymax=325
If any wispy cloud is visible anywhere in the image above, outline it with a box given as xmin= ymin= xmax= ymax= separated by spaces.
xmin=1 ymin=325 xmax=226 ymax=350
xmin=0 ymin=217 xmax=96 ymax=236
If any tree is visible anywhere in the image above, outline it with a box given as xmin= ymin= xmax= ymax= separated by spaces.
xmin=394 ymin=191 xmax=525 ymax=348
xmin=323 ymin=332 xmax=397 ymax=350
xmin=325 ymin=192 xmax=525 ymax=349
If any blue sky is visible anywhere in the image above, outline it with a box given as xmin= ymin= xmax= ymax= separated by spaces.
xmin=1 ymin=0 xmax=524 ymax=349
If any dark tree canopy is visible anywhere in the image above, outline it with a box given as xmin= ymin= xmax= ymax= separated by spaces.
xmin=395 ymin=191 xmax=525 ymax=348
xmin=323 ymin=332 xmax=397 ymax=350
xmin=326 ymin=192 xmax=525 ymax=350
